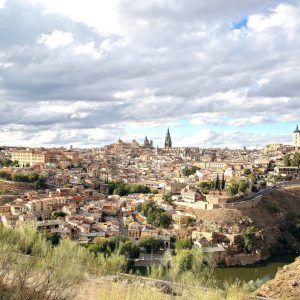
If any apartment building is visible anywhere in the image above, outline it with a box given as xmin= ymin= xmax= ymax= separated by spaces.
xmin=11 ymin=149 xmax=49 ymax=167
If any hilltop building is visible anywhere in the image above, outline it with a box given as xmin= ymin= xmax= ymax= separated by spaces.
xmin=157 ymin=128 xmax=203 ymax=159
xmin=293 ymin=125 xmax=300 ymax=148
xmin=11 ymin=149 xmax=49 ymax=167
xmin=143 ymin=136 xmax=153 ymax=149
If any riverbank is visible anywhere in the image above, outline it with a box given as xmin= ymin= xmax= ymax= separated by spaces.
xmin=213 ymin=254 xmax=297 ymax=285
xmin=257 ymin=256 xmax=300 ymax=299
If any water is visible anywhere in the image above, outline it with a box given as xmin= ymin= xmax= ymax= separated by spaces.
xmin=212 ymin=255 xmax=297 ymax=284
xmin=133 ymin=255 xmax=297 ymax=286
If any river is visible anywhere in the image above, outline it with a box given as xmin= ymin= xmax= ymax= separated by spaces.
xmin=212 ymin=255 xmax=297 ymax=284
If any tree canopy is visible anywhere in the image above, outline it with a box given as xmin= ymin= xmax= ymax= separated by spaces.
xmin=136 ymin=200 xmax=172 ymax=228
xmin=108 ymin=181 xmax=151 ymax=196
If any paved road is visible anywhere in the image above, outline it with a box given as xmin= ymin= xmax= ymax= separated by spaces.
xmin=241 ymin=181 xmax=300 ymax=203
xmin=242 ymin=187 xmax=273 ymax=201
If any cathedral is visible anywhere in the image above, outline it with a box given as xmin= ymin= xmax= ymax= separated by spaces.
xmin=165 ymin=128 xmax=172 ymax=148
xmin=143 ymin=136 xmax=153 ymax=148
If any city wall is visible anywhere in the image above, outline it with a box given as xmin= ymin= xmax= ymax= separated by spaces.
xmin=176 ymin=195 xmax=263 ymax=211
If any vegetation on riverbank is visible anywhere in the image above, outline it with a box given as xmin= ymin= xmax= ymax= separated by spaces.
xmin=0 ymin=224 xmax=260 ymax=299
xmin=0 ymin=224 xmax=126 ymax=300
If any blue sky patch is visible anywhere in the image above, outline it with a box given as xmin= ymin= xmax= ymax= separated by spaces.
xmin=232 ymin=17 xmax=248 ymax=29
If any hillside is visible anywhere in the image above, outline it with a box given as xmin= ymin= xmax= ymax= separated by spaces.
xmin=192 ymin=186 xmax=300 ymax=258
xmin=193 ymin=187 xmax=300 ymax=227
xmin=257 ymin=256 xmax=300 ymax=299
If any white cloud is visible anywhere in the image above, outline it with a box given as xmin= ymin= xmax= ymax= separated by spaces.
xmin=180 ymin=128 xmax=214 ymax=146
xmin=74 ymin=42 xmax=103 ymax=59
xmin=34 ymin=0 xmax=124 ymax=36
xmin=114 ymin=89 xmax=137 ymax=99
xmin=0 ymin=62 xmax=13 ymax=69
xmin=248 ymin=4 xmax=300 ymax=38
xmin=70 ymin=112 xmax=89 ymax=119
xmin=257 ymin=78 xmax=270 ymax=88
xmin=37 ymin=30 xmax=74 ymax=49
xmin=189 ymin=113 xmax=221 ymax=126
xmin=0 ymin=0 xmax=5 ymax=9
xmin=1 ymin=1 xmax=300 ymax=147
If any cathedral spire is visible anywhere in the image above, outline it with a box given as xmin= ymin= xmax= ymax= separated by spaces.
xmin=165 ymin=128 xmax=172 ymax=148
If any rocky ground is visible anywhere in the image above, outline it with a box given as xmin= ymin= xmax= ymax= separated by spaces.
xmin=257 ymin=256 xmax=300 ymax=299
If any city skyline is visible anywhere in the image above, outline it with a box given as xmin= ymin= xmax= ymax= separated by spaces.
xmin=0 ymin=0 xmax=299 ymax=148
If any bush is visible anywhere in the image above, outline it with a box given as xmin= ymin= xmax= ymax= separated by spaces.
xmin=0 ymin=224 xmax=127 ymax=300
xmin=139 ymin=237 xmax=164 ymax=253
xmin=175 ymin=238 xmax=192 ymax=252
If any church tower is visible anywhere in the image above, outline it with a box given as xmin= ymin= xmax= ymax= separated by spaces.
xmin=164 ymin=128 xmax=172 ymax=148
xmin=293 ymin=125 xmax=300 ymax=148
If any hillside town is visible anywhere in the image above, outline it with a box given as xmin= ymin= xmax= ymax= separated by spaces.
xmin=1 ymin=127 xmax=300 ymax=267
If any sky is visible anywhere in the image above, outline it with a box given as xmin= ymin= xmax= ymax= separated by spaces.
xmin=0 ymin=0 xmax=300 ymax=149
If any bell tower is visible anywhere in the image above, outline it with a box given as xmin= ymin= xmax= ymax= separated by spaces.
xmin=293 ymin=125 xmax=300 ymax=148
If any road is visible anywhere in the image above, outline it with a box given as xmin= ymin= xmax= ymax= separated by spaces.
xmin=242 ymin=187 xmax=273 ymax=202
xmin=241 ymin=180 xmax=300 ymax=203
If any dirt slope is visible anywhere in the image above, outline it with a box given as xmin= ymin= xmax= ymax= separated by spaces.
xmin=257 ymin=256 xmax=300 ymax=299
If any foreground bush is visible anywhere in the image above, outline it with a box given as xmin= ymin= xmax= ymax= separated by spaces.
xmin=0 ymin=224 xmax=126 ymax=300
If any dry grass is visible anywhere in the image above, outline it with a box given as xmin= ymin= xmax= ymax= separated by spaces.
xmin=75 ymin=278 xmax=249 ymax=300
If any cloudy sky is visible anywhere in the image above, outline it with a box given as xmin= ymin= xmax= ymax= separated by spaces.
xmin=0 ymin=0 xmax=299 ymax=148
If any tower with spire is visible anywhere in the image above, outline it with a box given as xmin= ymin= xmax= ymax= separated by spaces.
xmin=164 ymin=128 xmax=172 ymax=148
xmin=293 ymin=125 xmax=300 ymax=148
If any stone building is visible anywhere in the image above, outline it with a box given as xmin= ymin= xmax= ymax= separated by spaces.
xmin=293 ymin=125 xmax=300 ymax=148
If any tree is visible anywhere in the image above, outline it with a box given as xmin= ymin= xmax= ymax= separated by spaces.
xmin=0 ymin=171 xmax=11 ymax=180
xmin=51 ymin=211 xmax=67 ymax=220
xmin=182 ymin=166 xmax=200 ymax=176
xmin=175 ymin=238 xmax=192 ymax=252
xmin=248 ymin=173 xmax=257 ymax=184
xmin=221 ymin=173 xmax=226 ymax=190
xmin=226 ymin=182 xmax=239 ymax=196
xmin=284 ymin=154 xmax=291 ymax=166
xmin=244 ymin=168 xmax=252 ymax=176
xmin=114 ymin=181 xmax=128 ymax=196
xmin=163 ymin=193 xmax=173 ymax=203
xmin=290 ymin=152 xmax=300 ymax=167
xmin=139 ymin=237 xmax=164 ymax=253
xmin=172 ymin=249 xmax=204 ymax=275
xmin=118 ymin=241 xmax=140 ymax=260
xmin=151 ymin=188 xmax=159 ymax=194
xmin=215 ymin=174 xmax=220 ymax=191
xmin=44 ymin=232 xmax=61 ymax=246
xmin=238 ymin=180 xmax=249 ymax=194
xmin=159 ymin=213 xmax=172 ymax=228
xmin=33 ymin=176 xmax=46 ymax=189
xmin=0 ymin=159 xmax=19 ymax=167
xmin=108 ymin=181 xmax=151 ymax=196
xmin=242 ymin=226 xmax=257 ymax=252
xmin=28 ymin=173 xmax=39 ymax=182
xmin=198 ymin=181 xmax=211 ymax=194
